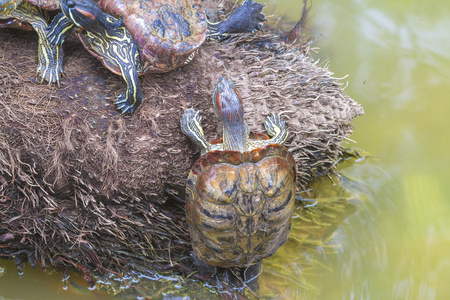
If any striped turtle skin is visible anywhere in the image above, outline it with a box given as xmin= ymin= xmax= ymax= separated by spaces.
xmin=46 ymin=0 xmax=265 ymax=114
xmin=97 ymin=0 xmax=207 ymax=75
xmin=0 ymin=0 xmax=63 ymax=84
xmin=96 ymin=0 xmax=265 ymax=74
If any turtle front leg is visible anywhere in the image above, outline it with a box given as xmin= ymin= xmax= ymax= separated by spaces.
xmin=76 ymin=24 xmax=143 ymax=114
xmin=46 ymin=12 xmax=75 ymax=47
xmin=207 ymin=0 xmax=266 ymax=41
xmin=264 ymin=113 xmax=289 ymax=145
xmin=36 ymin=24 xmax=64 ymax=85
xmin=181 ymin=108 xmax=212 ymax=154
xmin=114 ymin=51 xmax=142 ymax=114
xmin=8 ymin=2 xmax=64 ymax=85
xmin=103 ymin=28 xmax=143 ymax=114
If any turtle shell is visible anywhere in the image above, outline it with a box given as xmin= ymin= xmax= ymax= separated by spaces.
xmin=95 ymin=0 xmax=207 ymax=75
xmin=186 ymin=135 xmax=297 ymax=268
xmin=26 ymin=0 xmax=59 ymax=10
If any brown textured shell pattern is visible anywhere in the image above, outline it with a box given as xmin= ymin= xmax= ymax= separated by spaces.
xmin=98 ymin=0 xmax=207 ymax=74
xmin=186 ymin=134 xmax=297 ymax=268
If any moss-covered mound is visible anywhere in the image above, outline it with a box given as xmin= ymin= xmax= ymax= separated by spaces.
xmin=0 ymin=11 xmax=363 ymax=283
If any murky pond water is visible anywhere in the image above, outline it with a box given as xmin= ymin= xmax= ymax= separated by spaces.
xmin=1 ymin=0 xmax=449 ymax=299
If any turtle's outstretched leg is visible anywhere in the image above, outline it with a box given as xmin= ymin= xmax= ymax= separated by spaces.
xmin=181 ymin=108 xmax=213 ymax=154
xmin=4 ymin=2 xmax=64 ymax=85
xmin=114 ymin=58 xmax=142 ymax=115
xmin=46 ymin=12 xmax=75 ymax=47
xmin=264 ymin=113 xmax=289 ymax=145
xmin=109 ymin=27 xmax=143 ymax=114
xmin=207 ymin=0 xmax=266 ymax=41
xmin=47 ymin=0 xmax=143 ymax=114
xmin=80 ymin=26 xmax=143 ymax=114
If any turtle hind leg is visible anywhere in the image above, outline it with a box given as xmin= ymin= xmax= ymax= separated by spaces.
xmin=8 ymin=2 xmax=64 ymax=85
xmin=207 ymin=0 xmax=266 ymax=41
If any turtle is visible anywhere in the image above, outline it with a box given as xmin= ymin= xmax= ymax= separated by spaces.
xmin=180 ymin=77 xmax=297 ymax=268
xmin=0 ymin=0 xmax=63 ymax=84
xmin=46 ymin=0 xmax=266 ymax=114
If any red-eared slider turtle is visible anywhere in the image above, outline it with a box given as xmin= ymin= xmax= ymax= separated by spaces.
xmin=46 ymin=0 xmax=265 ymax=114
xmin=0 ymin=0 xmax=63 ymax=84
xmin=181 ymin=77 xmax=296 ymax=268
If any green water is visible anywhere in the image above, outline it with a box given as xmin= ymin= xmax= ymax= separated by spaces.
xmin=263 ymin=0 xmax=450 ymax=298
xmin=1 ymin=0 xmax=450 ymax=299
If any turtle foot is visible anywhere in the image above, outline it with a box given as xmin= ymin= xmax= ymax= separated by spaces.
xmin=181 ymin=108 xmax=203 ymax=135
xmin=181 ymin=108 xmax=212 ymax=152
xmin=207 ymin=0 xmax=266 ymax=41
xmin=264 ymin=113 xmax=286 ymax=137
xmin=36 ymin=39 xmax=64 ymax=86
xmin=235 ymin=0 xmax=266 ymax=32
xmin=115 ymin=91 xmax=142 ymax=114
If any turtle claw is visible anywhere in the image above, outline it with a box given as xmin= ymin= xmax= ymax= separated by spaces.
xmin=115 ymin=91 xmax=141 ymax=114
xmin=181 ymin=108 xmax=203 ymax=135
xmin=36 ymin=34 xmax=64 ymax=86
xmin=181 ymin=108 xmax=211 ymax=151
xmin=234 ymin=0 xmax=266 ymax=33
xmin=255 ymin=23 xmax=264 ymax=32
xmin=207 ymin=0 xmax=266 ymax=40
xmin=264 ymin=113 xmax=286 ymax=137
xmin=181 ymin=108 xmax=202 ymax=131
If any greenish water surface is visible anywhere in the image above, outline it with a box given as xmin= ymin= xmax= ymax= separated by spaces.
xmin=1 ymin=0 xmax=449 ymax=299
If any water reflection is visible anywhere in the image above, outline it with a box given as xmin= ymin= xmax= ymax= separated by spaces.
xmin=356 ymin=8 xmax=450 ymax=109
xmin=306 ymin=0 xmax=450 ymax=299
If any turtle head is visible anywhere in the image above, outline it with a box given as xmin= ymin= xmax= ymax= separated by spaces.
xmin=60 ymin=0 xmax=123 ymax=32
xmin=213 ymin=77 xmax=249 ymax=152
